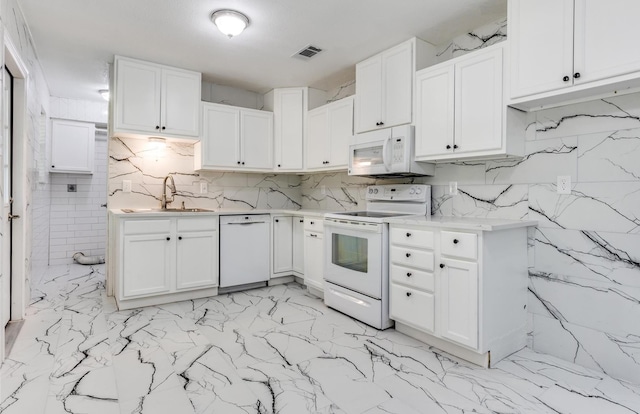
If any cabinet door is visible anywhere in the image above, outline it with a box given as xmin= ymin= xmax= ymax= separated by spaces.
xmin=201 ymin=103 xmax=240 ymax=168
xmin=50 ymin=120 xmax=95 ymax=174
xmin=304 ymin=231 xmax=324 ymax=291
xmin=274 ymin=88 xmax=304 ymax=170
xmin=241 ymin=109 xmax=273 ymax=169
xmin=114 ymin=58 xmax=162 ymax=133
xmin=161 ymin=68 xmax=201 ymax=137
xmin=355 ymin=55 xmax=383 ymax=133
xmin=122 ymin=233 xmax=172 ymax=298
xmin=328 ymin=97 xmax=353 ymax=168
xmin=292 ymin=217 xmax=305 ymax=274
xmin=454 ymin=48 xmax=503 ymax=154
xmin=305 ymin=107 xmax=329 ymax=170
xmin=175 ymin=230 xmax=218 ymax=289
xmin=415 ymin=65 xmax=454 ymax=159
xmin=389 ymin=283 xmax=435 ymax=333
xmin=440 ymin=258 xmax=478 ymax=349
xmin=273 ymin=216 xmax=293 ymax=274
xmin=382 ymin=41 xmax=413 ymax=129
xmin=574 ymin=0 xmax=640 ymax=85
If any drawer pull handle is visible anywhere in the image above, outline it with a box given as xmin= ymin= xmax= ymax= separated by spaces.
xmin=300 ymin=219 xmax=304 ymax=223
xmin=406 ymin=272 xmax=412 ymax=277
xmin=406 ymin=232 xmax=411 ymax=237
xmin=310 ymin=221 xmax=314 ymax=225
xmin=178 ymin=236 xmax=182 ymax=240
xmin=439 ymin=263 xmax=445 ymax=269
xmin=275 ymin=219 xmax=279 ymax=223
xmin=453 ymin=239 xmax=459 ymax=244
xmin=405 ymin=253 xmax=411 ymax=258
xmin=406 ymin=292 xmax=412 ymax=297
xmin=166 ymin=237 xmax=171 ymax=241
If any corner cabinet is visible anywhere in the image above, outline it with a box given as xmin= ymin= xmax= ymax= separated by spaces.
xmin=113 ymin=214 xmax=219 ymax=310
xmin=509 ymin=0 xmax=640 ymax=109
xmin=113 ymin=56 xmax=201 ymax=139
xmin=415 ymin=43 xmax=526 ymax=161
xmin=389 ymin=222 xmax=532 ymax=367
xmin=305 ymin=96 xmax=353 ymax=171
xmin=50 ymin=119 xmax=95 ymax=174
xmin=355 ymin=38 xmax=436 ymax=134
xmin=194 ymin=102 xmax=273 ymax=171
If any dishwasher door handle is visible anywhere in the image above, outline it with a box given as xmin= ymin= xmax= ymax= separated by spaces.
xmin=224 ymin=221 xmax=267 ymax=225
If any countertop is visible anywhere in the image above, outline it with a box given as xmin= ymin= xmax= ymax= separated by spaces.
xmin=384 ymin=215 xmax=537 ymax=231
xmin=109 ymin=208 xmax=332 ymax=218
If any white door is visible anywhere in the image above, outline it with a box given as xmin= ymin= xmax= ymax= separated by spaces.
xmin=415 ymin=65 xmax=455 ymax=159
xmin=241 ymin=109 xmax=273 ymax=169
xmin=292 ymin=217 xmax=305 ymax=274
xmin=274 ymin=88 xmax=303 ymax=170
xmin=1 ymin=67 xmax=12 ymax=327
xmin=574 ymin=0 xmax=640 ymax=85
xmin=114 ymin=58 xmax=162 ymax=133
xmin=175 ymin=230 xmax=218 ymax=289
xmin=201 ymin=103 xmax=240 ymax=168
xmin=440 ymin=257 xmax=478 ymax=349
xmin=508 ymin=0 xmax=574 ymax=98
xmin=454 ymin=47 xmax=503 ymax=155
xmin=273 ymin=216 xmax=293 ymax=274
xmin=328 ymin=97 xmax=353 ymax=168
xmin=161 ymin=68 xmax=200 ymax=137
xmin=355 ymin=55 xmax=382 ymax=133
xmin=382 ymin=41 xmax=413 ymax=129
xmin=122 ymin=233 xmax=173 ymax=298
xmin=304 ymin=231 xmax=324 ymax=292
xmin=305 ymin=107 xmax=328 ymax=170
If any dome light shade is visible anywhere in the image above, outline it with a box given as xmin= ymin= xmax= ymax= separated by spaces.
xmin=211 ymin=10 xmax=249 ymax=38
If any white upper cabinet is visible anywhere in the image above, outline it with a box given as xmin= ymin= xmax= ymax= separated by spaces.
xmin=50 ymin=119 xmax=95 ymax=174
xmin=305 ymin=96 xmax=353 ymax=171
xmin=195 ymin=102 xmax=273 ymax=171
xmin=415 ymin=44 xmax=524 ymax=161
xmin=509 ymin=0 xmax=640 ymax=108
xmin=355 ymin=38 xmax=436 ymax=134
xmin=113 ymin=56 xmax=201 ymax=139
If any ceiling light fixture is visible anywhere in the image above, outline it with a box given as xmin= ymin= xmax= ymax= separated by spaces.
xmin=210 ymin=9 xmax=249 ymax=38
xmin=99 ymin=89 xmax=110 ymax=101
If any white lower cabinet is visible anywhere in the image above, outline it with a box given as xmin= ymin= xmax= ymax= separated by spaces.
xmin=115 ymin=215 xmax=219 ymax=309
xmin=303 ymin=218 xmax=324 ymax=295
xmin=389 ymin=223 xmax=530 ymax=367
xmin=272 ymin=216 xmax=293 ymax=275
xmin=292 ymin=217 xmax=305 ymax=275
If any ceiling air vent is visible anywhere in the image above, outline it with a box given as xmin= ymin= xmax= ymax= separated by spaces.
xmin=293 ymin=45 xmax=323 ymax=60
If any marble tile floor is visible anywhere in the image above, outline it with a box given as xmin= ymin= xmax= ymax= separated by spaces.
xmin=1 ymin=264 xmax=639 ymax=414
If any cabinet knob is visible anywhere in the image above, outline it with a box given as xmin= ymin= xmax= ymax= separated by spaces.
xmin=563 ymin=75 xmax=570 ymax=82
xmin=446 ymin=145 xmax=452 ymax=150
xmin=275 ymin=219 xmax=279 ymax=223
xmin=326 ymin=161 xmax=329 ymax=164
xmin=237 ymin=161 xmax=241 ymax=164
xmin=453 ymin=239 xmax=459 ymax=244
xmin=375 ymin=122 xmax=380 ymax=126
xmin=300 ymin=219 xmax=304 ymax=223
xmin=310 ymin=221 xmax=314 ymax=225
xmin=574 ymin=72 xmax=581 ymax=79
xmin=453 ymin=144 xmax=458 ymax=149
xmin=405 ymin=253 xmax=411 ymax=258
xmin=178 ymin=236 xmax=182 ymax=240
xmin=379 ymin=122 xmax=384 ymax=126
xmin=278 ymin=164 xmax=281 ymax=167
xmin=406 ymin=232 xmax=411 ymax=237
xmin=166 ymin=237 xmax=171 ymax=241
xmin=406 ymin=272 xmax=412 ymax=277
xmin=161 ymin=126 xmax=166 ymax=130
xmin=51 ymin=165 xmax=55 ymax=168
xmin=406 ymin=292 xmax=412 ymax=297
xmin=155 ymin=125 xmax=160 ymax=130
xmin=241 ymin=162 xmax=245 ymax=165
xmin=439 ymin=263 xmax=445 ymax=269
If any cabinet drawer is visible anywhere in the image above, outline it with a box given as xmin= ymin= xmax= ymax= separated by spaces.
xmin=390 ymin=283 xmax=434 ymax=333
xmin=390 ymin=264 xmax=434 ymax=292
xmin=390 ymin=246 xmax=434 ymax=271
xmin=304 ymin=217 xmax=324 ymax=232
xmin=177 ymin=216 xmax=218 ymax=232
xmin=441 ymin=231 xmax=477 ymax=260
xmin=124 ymin=219 xmax=171 ymax=235
xmin=390 ymin=227 xmax=434 ymax=249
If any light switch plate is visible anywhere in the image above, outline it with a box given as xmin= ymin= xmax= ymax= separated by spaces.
xmin=122 ymin=180 xmax=132 ymax=193
xmin=557 ymin=176 xmax=571 ymax=194
xmin=200 ymin=182 xmax=208 ymax=194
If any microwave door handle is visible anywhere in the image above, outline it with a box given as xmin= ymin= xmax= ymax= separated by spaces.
xmin=382 ymin=136 xmax=392 ymax=171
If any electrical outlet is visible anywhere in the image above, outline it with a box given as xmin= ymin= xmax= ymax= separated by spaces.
xmin=449 ymin=181 xmax=458 ymax=195
xmin=200 ymin=182 xmax=208 ymax=194
xmin=557 ymin=176 xmax=571 ymax=194
xmin=122 ymin=180 xmax=132 ymax=193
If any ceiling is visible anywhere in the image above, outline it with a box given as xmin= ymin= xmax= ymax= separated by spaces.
xmin=18 ymin=0 xmax=507 ymax=102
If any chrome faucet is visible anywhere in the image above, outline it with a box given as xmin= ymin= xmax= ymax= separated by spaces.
xmin=161 ymin=174 xmax=177 ymax=209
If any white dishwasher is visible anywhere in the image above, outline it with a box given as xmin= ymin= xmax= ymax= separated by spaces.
xmin=219 ymin=214 xmax=270 ymax=288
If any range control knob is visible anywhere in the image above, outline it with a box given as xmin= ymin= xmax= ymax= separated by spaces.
xmin=368 ymin=188 xmax=373 ymax=194
xmin=409 ymin=187 xmax=416 ymax=195
xmin=415 ymin=187 xmax=422 ymax=195
xmin=373 ymin=188 xmax=379 ymax=194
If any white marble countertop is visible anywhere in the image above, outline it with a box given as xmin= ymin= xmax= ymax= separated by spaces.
xmin=385 ymin=215 xmax=537 ymax=231
xmin=109 ymin=208 xmax=333 ymax=218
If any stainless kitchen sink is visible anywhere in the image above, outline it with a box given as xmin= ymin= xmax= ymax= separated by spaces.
xmin=121 ymin=208 xmax=214 ymax=213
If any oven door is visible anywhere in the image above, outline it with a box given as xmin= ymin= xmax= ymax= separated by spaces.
xmin=323 ymin=218 xmax=385 ymax=299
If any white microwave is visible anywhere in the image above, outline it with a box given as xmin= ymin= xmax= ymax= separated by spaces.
xmin=348 ymin=125 xmax=435 ymax=178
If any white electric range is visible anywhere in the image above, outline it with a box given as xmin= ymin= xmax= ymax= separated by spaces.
xmin=323 ymin=184 xmax=431 ymax=329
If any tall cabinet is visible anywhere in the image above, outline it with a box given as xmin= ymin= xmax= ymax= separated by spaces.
xmin=305 ymin=96 xmax=353 ymax=171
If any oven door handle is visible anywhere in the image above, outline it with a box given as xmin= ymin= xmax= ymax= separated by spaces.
xmin=382 ymin=136 xmax=392 ymax=172
xmin=324 ymin=220 xmax=382 ymax=233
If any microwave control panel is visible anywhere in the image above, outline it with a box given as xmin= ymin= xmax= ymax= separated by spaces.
xmin=392 ymin=139 xmax=405 ymax=164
